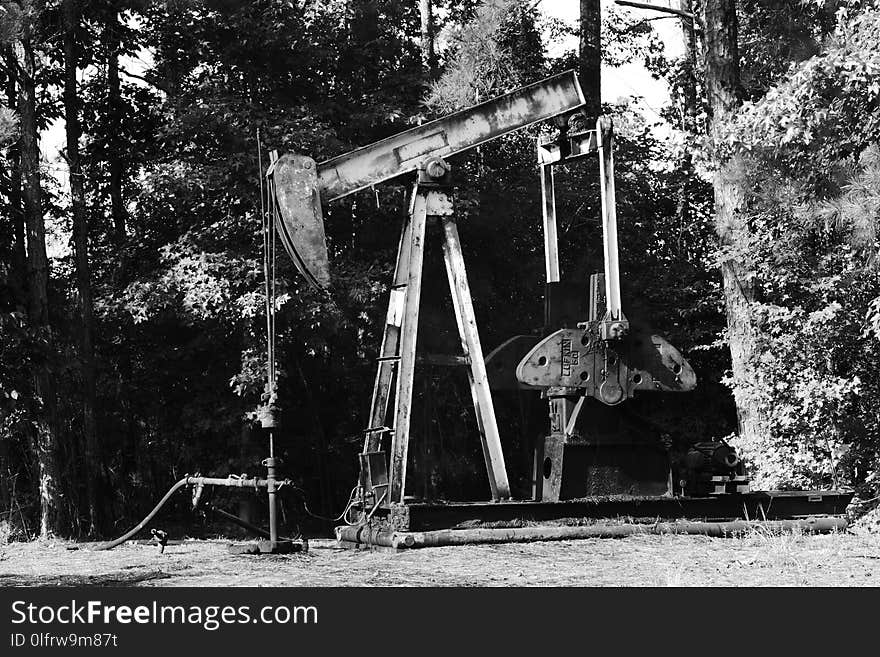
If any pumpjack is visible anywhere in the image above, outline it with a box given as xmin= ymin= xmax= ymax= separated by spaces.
xmin=268 ymin=71 xmax=852 ymax=549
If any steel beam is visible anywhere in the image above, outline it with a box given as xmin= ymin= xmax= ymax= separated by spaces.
xmin=442 ymin=215 xmax=511 ymax=500
xmin=389 ymin=186 xmax=428 ymax=504
xmin=597 ymin=117 xmax=623 ymax=324
xmin=317 ymin=70 xmax=586 ymax=202
xmin=382 ymin=491 xmax=855 ymax=532
xmin=539 ymin=162 xmax=560 ymax=283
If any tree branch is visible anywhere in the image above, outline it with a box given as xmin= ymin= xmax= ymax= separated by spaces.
xmin=614 ymin=0 xmax=698 ymax=23
xmin=119 ymin=68 xmax=163 ymax=91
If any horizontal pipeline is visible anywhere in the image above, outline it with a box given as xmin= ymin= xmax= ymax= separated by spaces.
xmin=336 ymin=517 xmax=848 ymax=550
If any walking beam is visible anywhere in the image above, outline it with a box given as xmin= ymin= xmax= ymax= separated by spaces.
xmin=270 ymin=71 xmax=586 ymax=292
xmin=317 ymin=71 xmax=585 ymax=203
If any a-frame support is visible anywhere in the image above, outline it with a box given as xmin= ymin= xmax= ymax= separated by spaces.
xmin=441 ymin=217 xmax=510 ymax=501
xmin=388 ymin=187 xmax=428 ymax=504
xmin=364 ymin=162 xmax=511 ymax=505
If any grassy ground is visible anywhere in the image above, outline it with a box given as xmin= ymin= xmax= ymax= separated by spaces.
xmin=1 ymin=527 xmax=879 ymax=587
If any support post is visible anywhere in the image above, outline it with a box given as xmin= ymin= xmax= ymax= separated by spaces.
xmin=598 ymin=117 xmax=621 ymax=318
xmin=441 ymin=217 xmax=511 ymax=500
xmin=597 ymin=117 xmax=628 ymax=339
xmin=264 ymin=456 xmax=279 ymax=543
xmin=540 ymin=161 xmax=560 ymax=283
xmin=389 ymin=186 xmax=427 ymax=504
xmin=540 ymin=389 xmax=584 ymax=502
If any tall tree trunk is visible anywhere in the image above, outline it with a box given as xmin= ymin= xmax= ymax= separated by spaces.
xmin=103 ymin=7 xmax=140 ymax=497
xmin=4 ymin=50 xmax=26 ymax=306
xmin=105 ymin=12 xmax=126 ymax=247
xmin=679 ymin=0 xmax=698 ymax=132
xmin=703 ymin=0 xmax=765 ymax=446
xmin=675 ymin=0 xmax=699 ymax=253
xmin=579 ymin=0 xmax=601 ymax=119
xmin=419 ymin=0 xmax=436 ymax=79
xmin=2 ymin=50 xmax=23 ymax=517
xmin=15 ymin=9 xmax=61 ymax=539
xmin=64 ymin=0 xmax=100 ymax=536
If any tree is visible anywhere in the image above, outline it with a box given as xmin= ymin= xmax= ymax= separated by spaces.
xmin=104 ymin=5 xmax=126 ymax=247
xmin=678 ymin=0 xmax=697 ymax=131
xmin=419 ymin=0 xmax=437 ymax=78
xmin=702 ymin=0 xmax=768 ymax=452
xmin=426 ymin=0 xmax=541 ymax=112
xmin=13 ymin=0 xmax=60 ymax=538
xmin=712 ymin=5 xmax=880 ymax=492
xmin=2 ymin=47 xmax=26 ymax=304
xmin=579 ymin=0 xmax=600 ymax=118
xmin=63 ymin=0 xmax=100 ymax=534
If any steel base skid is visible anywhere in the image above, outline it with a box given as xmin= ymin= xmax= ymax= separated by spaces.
xmin=336 ymin=490 xmax=853 ymax=550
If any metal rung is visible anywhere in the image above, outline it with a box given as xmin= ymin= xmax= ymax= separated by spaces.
xmin=417 ymin=353 xmax=470 ymax=367
xmin=377 ymin=356 xmax=401 ymax=362
xmin=362 ymin=426 xmax=393 ymax=434
xmin=390 ymin=283 xmax=408 ymax=290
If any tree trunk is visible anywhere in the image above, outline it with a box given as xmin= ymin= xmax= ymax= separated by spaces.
xmin=679 ymin=0 xmax=698 ymax=132
xmin=579 ymin=0 xmax=601 ymax=119
xmin=419 ymin=0 xmax=437 ymax=79
xmin=702 ymin=0 xmax=765 ymax=446
xmin=675 ymin=0 xmax=698 ymax=254
xmin=64 ymin=0 xmax=100 ymax=535
xmin=3 ymin=50 xmax=26 ymax=307
xmin=15 ymin=11 xmax=61 ymax=538
xmin=703 ymin=0 xmax=741 ymax=123
xmin=102 ymin=6 xmax=141 ymax=496
xmin=2 ymin=49 xmax=23 ymax=517
xmin=105 ymin=12 xmax=126 ymax=247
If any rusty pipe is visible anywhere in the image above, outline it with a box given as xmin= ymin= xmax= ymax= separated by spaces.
xmin=336 ymin=517 xmax=848 ymax=550
xmin=188 ymin=475 xmax=270 ymax=489
xmin=264 ymin=457 xmax=280 ymax=545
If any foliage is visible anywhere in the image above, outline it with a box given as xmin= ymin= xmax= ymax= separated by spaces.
xmin=602 ymin=4 xmax=667 ymax=76
xmin=425 ymin=0 xmax=542 ymax=112
xmin=718 ymin=7 xmax=880 ymax=167
xmin=718 ymin=6 xmax=880 ymax=492
xmin=736 ymin=0 xmax=839 ymax=101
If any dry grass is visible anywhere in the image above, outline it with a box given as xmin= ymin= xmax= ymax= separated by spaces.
xmin=1 ymin=528 xmax=878 ymax=587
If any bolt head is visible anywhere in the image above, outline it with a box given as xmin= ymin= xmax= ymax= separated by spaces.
xmin=424 ymin=158 xmax=448 ymax=180
xmin=609 ymin=322 xmax=628 ymax=338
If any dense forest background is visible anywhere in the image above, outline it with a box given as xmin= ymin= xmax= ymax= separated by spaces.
xmin=0 ymin=0 xmax=878 ymax=540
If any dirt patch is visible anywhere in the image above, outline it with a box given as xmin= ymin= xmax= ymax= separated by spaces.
xmin=1 ymin=529 xmax=879 ymax=586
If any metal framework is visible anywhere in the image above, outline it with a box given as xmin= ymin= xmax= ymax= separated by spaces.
xmin=265 ymin=71 xmax=853 ymax=549
xmin=270 ymin=70 xmax=587 ymax=506
xmin=94 ymin=71 xmax=852 ymax=555
xmin=364 ymin=166 xmax=512 ymax=504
